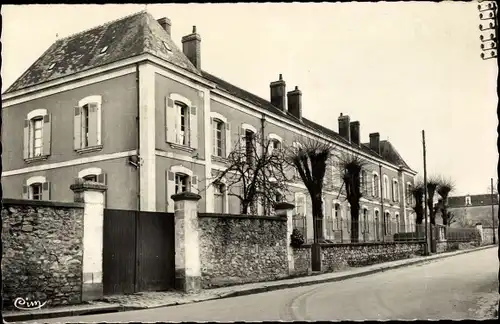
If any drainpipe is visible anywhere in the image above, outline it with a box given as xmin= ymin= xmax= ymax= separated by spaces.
xmin=260 ymin=114 xmax=266 ymax=214
xmin=379 ymin=163 xmax=385 ymax=242
xmin=135 ymin=64 xmax=141 ymax=212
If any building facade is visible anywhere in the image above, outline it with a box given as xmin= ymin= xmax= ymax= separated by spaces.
xmin=448 ymin=194 xmax=499 ymax=228
xmin=1 ymin=11 xmax=418 ymax=242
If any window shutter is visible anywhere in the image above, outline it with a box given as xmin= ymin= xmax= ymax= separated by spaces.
xmin=23 ymin=119 xmax=30 ymax=159
xmin=189 ymin=106 xmax=198 ymax=149
xmin=97 ymin=173 xmax=107 ymax=184
xmin=191 ymin=175 xmax=198 ymax=193
xmin=165 ymin=97 xmax=176 ymax=143
xmin=211 ymin=118 xmax=216 ymax=155
xmin=166 ymin=171 xmax=175 ymax=212
xmin=42 ymin=182 xmax=51 ymax=201
xmin=43 ymin=113 xmax=52 ymax=156
xmin=88 ymin=103 xmax=99 ymax=147
xmin=74 ymin=106 xmax=82 ymax=150
xmin=225 ymin=122 xmax=231 ymax=158
xmin=22 ymin=185 xmax=29 ymax=199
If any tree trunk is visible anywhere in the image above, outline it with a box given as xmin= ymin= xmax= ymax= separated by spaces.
xmin=241 ymin=200 xmax=249 ymax=215
xmin=350 ymin=203 xmax=360 ymax=243
xmin=312 ymin=196 xmax=324 ymax=243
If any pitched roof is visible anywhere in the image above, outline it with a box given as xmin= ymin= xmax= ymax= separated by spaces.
xmin=448 ymin=194 xmax=499 ymax=208
xmin=5 ymin=11 xmax=199 ymax=93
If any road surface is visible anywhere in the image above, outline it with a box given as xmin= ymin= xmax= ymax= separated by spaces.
xmin=15 ymin=248 xmax=499 ymax=322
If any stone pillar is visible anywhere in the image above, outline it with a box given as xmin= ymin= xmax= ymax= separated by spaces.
xmin=275 ymin=202 xmax=295 ymax=275
xmin=70 ymin=179 xmax=107 ymax=302
xmin=171 ymin=191 xmax=202 ymax=293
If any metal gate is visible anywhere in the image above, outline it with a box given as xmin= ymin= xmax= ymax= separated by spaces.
xmin=103 ymin=209 xmax=175 ymax=295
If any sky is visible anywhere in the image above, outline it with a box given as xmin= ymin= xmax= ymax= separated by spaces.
xmin=1 ymin=3 xmax=498 ymax=196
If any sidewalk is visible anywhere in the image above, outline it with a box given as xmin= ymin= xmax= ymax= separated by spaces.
xmin=3 ymin=244 xmax=497 ymax=322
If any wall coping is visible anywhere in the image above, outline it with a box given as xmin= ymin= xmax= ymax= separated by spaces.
xmin=275 ymin=202 xmax=295 ymax=210
xmin=198 ymin=212 xmax=287 ymax=222
xmin=2 ymin=198 xmax=84 ymax=209
xmin=171 ymin=192 xmax=202 ymax=202
xmin=297 ymin=241 xmax=425 ymax=248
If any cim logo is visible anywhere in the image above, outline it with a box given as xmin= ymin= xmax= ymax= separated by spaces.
xmin=13 ymin=297 xmax=47 ymax=311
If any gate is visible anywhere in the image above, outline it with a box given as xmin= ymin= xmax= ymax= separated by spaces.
xmin=103 ymin=209 xmax=175 ymax=295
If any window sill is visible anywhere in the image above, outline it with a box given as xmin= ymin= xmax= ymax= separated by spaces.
xmin=211 ymin=155 xmax=228 ymax=164
xmin=24 ymin=155 xmax=49 ymax=164
xmin=76 ymin=145 xmax=103 ymax=154
xmin=169 ymin=143 xmax=195 ymax=153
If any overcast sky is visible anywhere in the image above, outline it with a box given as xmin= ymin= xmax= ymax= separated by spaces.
xmin=2 ymin=3 xmax=497 ymax=196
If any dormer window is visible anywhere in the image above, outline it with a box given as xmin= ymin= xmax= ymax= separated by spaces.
xmin=163 ymin=41 xmax=172 ymax=52
xmin=48 ymin=62 xmax=56 ymax=70
xmin=465 ymin=196 xmax=472 ymax=206
xmin=100 ymin=46 xmax=109 ymax=54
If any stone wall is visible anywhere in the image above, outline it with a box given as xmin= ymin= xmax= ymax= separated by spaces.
xmin=1 ymin=199 xmax=84 ymax=309
xmin=198 ymin=213 xmax=288 ymax=288
xmin=292 ymin=246 xmax=311 ymax=276
xmin=482 ymin=227 xmax=499 ymax=245
xmin=320 ymin=243 xmax=424 ymax=272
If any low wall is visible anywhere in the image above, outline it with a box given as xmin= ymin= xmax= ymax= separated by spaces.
xmin=320 ymin=242 xmax=424 ymax=271
xmin=1 ymin=199 xmax=84 ymax=309
xmin=198 ymin=213 xmax=288 ymax=288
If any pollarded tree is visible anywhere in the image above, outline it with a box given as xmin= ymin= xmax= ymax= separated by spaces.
xmin=211 ymin=131 xmax=290 ymax=215
xmin=436 ymin=177 xmax=455 ymax=226
xmin=410 ymin=181 xmax=425 ymax=232
xmin=335 ymin=152 xmax=367 ymax=243
xmin=426 ymin=177 xmax=440 ymax=226
xmin=287 ymin=136 xmax=334 ymax=243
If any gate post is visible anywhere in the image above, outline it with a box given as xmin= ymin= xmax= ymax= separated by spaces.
xmin=70 ymin=179 xmax=108 ymax=301
xmin=171 ymin=191 xmax=202 ymax=293
xmin=275 ymin=202 xmax=295 ymax=275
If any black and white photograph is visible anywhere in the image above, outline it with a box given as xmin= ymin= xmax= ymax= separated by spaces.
xmin=0 ymin=2 xmax=499 ymax=322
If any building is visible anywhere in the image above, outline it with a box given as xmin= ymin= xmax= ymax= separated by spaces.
xmin=1 ymin=11 xmax=418 ymax=242
xmin=447 ymin=194 xmax=499 ymax=228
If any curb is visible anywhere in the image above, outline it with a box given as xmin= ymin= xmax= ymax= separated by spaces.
xmin=3 ymin=244 xmax=497 ymax=321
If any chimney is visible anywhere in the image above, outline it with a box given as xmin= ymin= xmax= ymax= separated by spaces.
xmin=287 ymin=86 xmax=302 ymax=120
xmin=350 ymin=121 xmax=360 ymax=146
xmin=369 ymin=132 xmax=381 ymax=154
xmin=270 ymin=74 xmax=286 ymax=112
xmin=338 ymin=113 xmax=351 ymax=142
xmin=157 ymin=17 xmax=171 ymax=36
xmin=182 ymin=26 xmax=201 ymax=70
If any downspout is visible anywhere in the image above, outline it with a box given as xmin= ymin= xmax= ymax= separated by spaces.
xmin=260 ymin=114 xmax=266 ymax=214
xmin=379 ymin=163 xmax=385 ymax=242
xmin=136 ymin=63 xmax=141 ymax=212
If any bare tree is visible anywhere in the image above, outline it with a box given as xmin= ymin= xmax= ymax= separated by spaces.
xmin=210 ymin=131 xmax=290 ymax=215
xmin=410 ymin=181 xmax=425 ymax=233
xmin=426 ymin=177 xmax=440 ymax=226
xmin=287 ymin=136 xmax=334 ymax=243
xmin=335 ymin=152 xmax=367 ymax=243
xmin=436 ymin=177 xmax=455 ymax=226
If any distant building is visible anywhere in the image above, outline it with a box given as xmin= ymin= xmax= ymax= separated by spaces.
xmin=447 ymin=194 xmax=499 ymax=227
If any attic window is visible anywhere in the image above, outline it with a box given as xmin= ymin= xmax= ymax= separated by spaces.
xmin=48 ymin=62 xmax=56 ymax=70
xmin=100 ymin=46 xmax=109 ymax=54
xmin=163 ymin=41 xmax=172 ymax=52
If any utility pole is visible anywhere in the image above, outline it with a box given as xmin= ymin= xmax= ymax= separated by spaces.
xmin=422 ymin=130 xmax=430 ymax=256
xmin=492 ymin=178 xmax=497 ymax=244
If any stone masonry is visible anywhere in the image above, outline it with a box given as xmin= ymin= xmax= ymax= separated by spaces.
xmin=1 ymin=199 xmax=84 ymax=309
xmin=198 ymin=214 xmax=288 ymax=288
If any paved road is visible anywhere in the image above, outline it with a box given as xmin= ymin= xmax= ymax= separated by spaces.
xmin=17 ymin=248 xmax=499 ymax=322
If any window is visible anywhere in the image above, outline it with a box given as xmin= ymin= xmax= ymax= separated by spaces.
xmin=384 ymin=212 xmax=391 ymax=235
xmin=406 ymin=183 xmax=413 ymax=205
xmin=295 ymin=194 xmax=306 ymax=217
xmin=175 ymin=173 xmax=189 ymax=194
xmin=245 ymin=129 xmax=255 ymax=165
xmin=48 ymin=62 xmax=56 ymax=70
xmin=100 ymin=46 xmax=109 ymax=54
xmin=74 ymin=96 xmax=102 ymax=152
xmin=30 ymin=183 xmax=43 ymax=200
xmin=363 ymin=208 xmax=369 ymax=233
xmin=396 ymin=214 xmax=400 ymax=233
xmin=176 ymin=102 xmax=189 ymax=146
xmin=372 ymin=173 xmax=380 ymax=197
xmin=83 ymin=174 xmax=98 ymax=182
xmin=214 ymin=182 xmax=225 ymax=213
xmin=392 ymin=180 xmax=399 ymax=202
xmin=383 ymin=176 xmax=389 ymax=199
xmin=163 ymin=41 xmax=172 ymax=52
xmin=24 ymin=109 xmax=51 ymax=161
xmin=270 ymin=139 xmax=281 ymax=154
xmin=212 ymin=119 xmax=224 ymax=157
xmin=360 ymin=170 xmax=368 ymax=195
xmin=375 ymin=210 xmax=380 ymax=241
xmin=334 ymin=203 xmax=341 ymax=230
